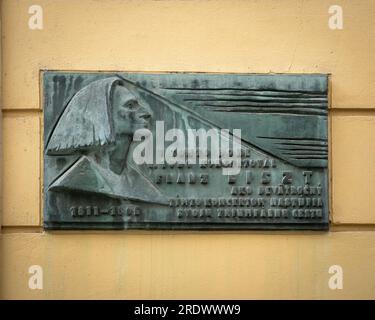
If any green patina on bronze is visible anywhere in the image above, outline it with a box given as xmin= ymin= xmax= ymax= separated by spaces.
xmin=43 ymin=72 xmax=329 ymax=230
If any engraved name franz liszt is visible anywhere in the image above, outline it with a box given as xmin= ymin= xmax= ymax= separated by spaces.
xmin=46 ymin=77 xmax=167 ymax=204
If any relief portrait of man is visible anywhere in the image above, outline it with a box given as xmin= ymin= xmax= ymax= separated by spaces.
xmin=46 ymin=76 xmax=168 ymax=205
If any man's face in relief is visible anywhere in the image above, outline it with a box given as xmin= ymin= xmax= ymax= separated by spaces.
xmin=112 ymin=84 xmax=151 ymax=137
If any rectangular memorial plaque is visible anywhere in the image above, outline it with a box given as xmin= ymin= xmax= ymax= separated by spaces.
xmin=43 ymin=72 xmax=329 ymax=230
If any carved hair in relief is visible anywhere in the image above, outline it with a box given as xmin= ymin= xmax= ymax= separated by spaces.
xmin=46 ymin=77 xmax=151 ymax=155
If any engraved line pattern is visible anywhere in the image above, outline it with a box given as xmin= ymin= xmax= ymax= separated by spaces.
xmin=185 ymin=99 xmax=327 ymax=107
xmin=172 ymin=91 xmax=326 ymax=99
xmin=184 ymin=98 xmax=327 ymax=106
xmin=162 ymin=87 xmax=327 ymax=95
xmin=276 ymin=146 xmax=328 ymax=151
xmin=289 ymin=156 xmax=328 ymax=160
xmin=257 ymin=136 xmax=327 ymax=142
xmin=203 ymin=107 xmax=327 ymax=116
xmin=161 ymin=87 xmax=328 ymax=116
xmin=275 ymin=142 xmax=327 ymax=147
xmin=257 ymin=136 xmax=328 ymax=160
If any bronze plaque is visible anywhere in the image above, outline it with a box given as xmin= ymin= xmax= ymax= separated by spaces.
xmin=43 ymin=72 xmax=329 ymax=230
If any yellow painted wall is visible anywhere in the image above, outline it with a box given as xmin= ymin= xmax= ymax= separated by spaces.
xmin=1 ymin=0 xmax=375 ymax=299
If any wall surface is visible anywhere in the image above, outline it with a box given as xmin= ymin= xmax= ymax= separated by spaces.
xmin=1 ymin=0 xmax=375 ymax=299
